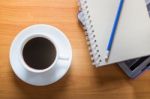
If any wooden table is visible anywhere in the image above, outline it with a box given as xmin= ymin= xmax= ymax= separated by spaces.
xmin=0 ymin=0 xmax=150 ymax=99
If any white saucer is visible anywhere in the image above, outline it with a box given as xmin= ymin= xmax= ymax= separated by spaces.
xmin=10 ymin=24 xmax=72 ymax=86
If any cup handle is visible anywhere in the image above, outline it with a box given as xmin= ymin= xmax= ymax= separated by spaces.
xmin=58 ymin=54 xmax=69 ymax=61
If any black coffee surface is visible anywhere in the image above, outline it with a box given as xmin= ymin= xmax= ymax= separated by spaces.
xmin=23 ymin=37 xmax=56 ymax=70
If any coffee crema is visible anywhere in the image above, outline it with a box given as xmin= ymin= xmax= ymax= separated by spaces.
xmin=22 ymin=37 xmax=56 ymax=70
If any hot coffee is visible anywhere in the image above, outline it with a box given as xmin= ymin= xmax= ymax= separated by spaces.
xmin=22 ymin=37 xmax=56 ymax=70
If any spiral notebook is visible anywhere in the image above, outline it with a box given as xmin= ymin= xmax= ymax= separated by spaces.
xmin=78 ymin=0 xmax=150 ymax=67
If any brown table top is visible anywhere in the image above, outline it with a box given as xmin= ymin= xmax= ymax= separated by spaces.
xmin=0 ymin=0 xmax=150 ymax=99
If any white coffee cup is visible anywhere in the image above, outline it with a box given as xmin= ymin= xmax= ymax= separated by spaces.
xmin=19 ymin=33 xmax=67 ymax=73
xmin=10 ymin=24 xmax=72 ymax=86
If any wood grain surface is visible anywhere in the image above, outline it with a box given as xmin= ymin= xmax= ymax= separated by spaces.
xmin=0 ymin=0 xmax=150 ymax=99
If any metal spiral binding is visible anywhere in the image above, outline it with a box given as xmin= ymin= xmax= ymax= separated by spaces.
xmin=79 ymin=0 xmax=102 ymax=65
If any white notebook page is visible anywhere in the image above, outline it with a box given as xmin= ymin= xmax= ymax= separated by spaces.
xmin=85 ymin=0 xmax=150 ymax=67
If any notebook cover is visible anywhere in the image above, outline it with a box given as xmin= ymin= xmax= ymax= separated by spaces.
xmin=79 ymin=0 xmax=150 ymax=67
